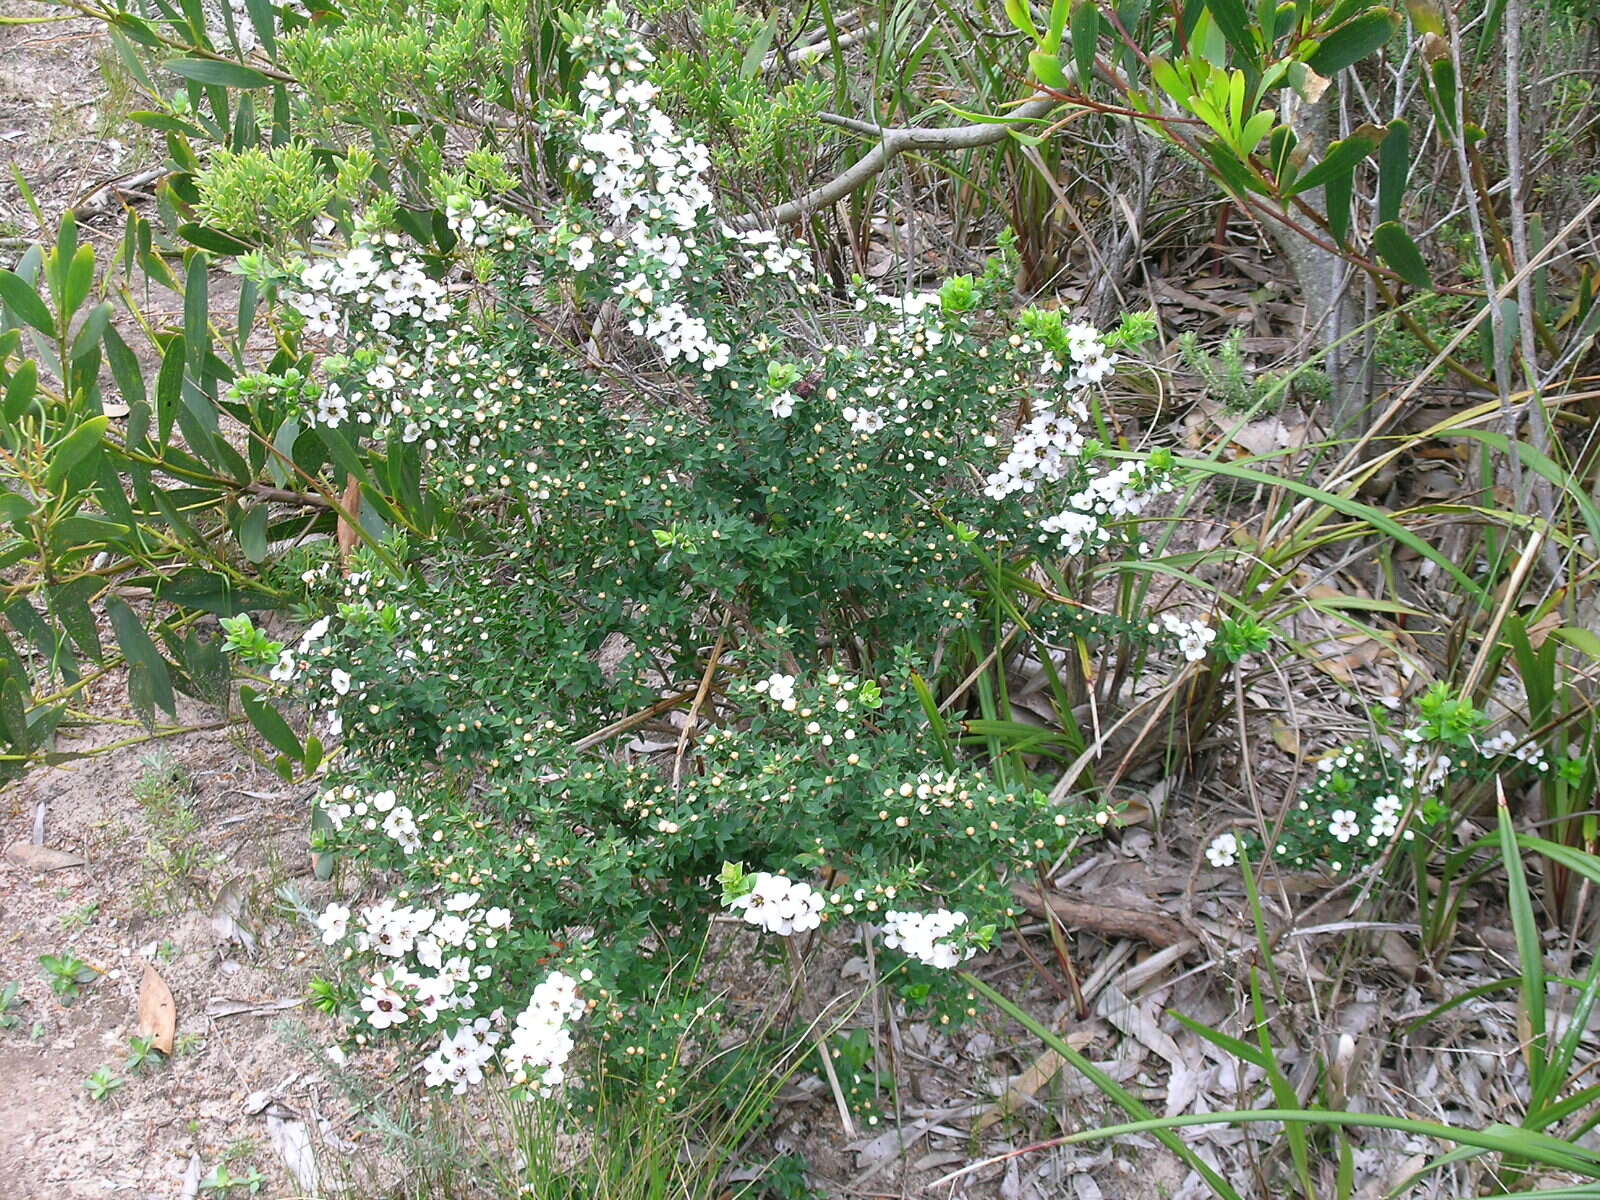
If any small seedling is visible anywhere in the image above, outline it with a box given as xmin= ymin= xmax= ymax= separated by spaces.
xmin=200 ymin=1164 xmax=267 ymax=1194
xmin=125 ymin=1034 xmax=164 ymax=1073
xmin=39 ymin=953 xmax=98 ymax=1001
xmin=0 ymin=982 xmax=24 ymax=1029
xmin=84 ymin=1066 xmax=122 ymax=1101
xmin=174 ymin=1031 xmax=206 ymax=1056
xmin=59 ymin=902 xmax=100 ymax=933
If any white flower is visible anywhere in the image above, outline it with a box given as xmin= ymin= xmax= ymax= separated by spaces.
xmin=757 ymin=673 xmax=796 ymax=703
xmin=1329 ymin=809 xmax=1360 ymax=843
xmin=483 ymin=907 xmax=512 ymax=930
xmin=360 ymin=976 xmax=409 ymax=1029
xmin=1205 ymin=833 xmax=1239 ymax=868
xmin=330 ymin=668 xmax=352 ymax=695
xmin=316 ymin=902 xmax=351 ymax=945
xmin=769 ymin=391 xmax=796 ymax=419
xmin=269 ymin=648 xmax=297 ymax=682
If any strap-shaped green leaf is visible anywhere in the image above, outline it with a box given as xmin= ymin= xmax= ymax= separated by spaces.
xmin=45 ymin=415 xmax=109 ymax=494
xmin=1204 ymin=0 xmax=1257 ymax=67
xmin=166 ymin=57 xmax=271 ymax=89
xmin=1070 ymin=1 xmax=1099 ymax=93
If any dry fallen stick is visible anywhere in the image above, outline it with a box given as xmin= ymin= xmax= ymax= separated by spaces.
xmin=1012 ymin=884 xmax=1194 ymax=949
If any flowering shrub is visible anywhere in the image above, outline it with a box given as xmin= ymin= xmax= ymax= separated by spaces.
xmin=1205 ymin=684 xmax=1576 ymax=874
xmin=221 ymin=5 xmax=1219 ymax=1102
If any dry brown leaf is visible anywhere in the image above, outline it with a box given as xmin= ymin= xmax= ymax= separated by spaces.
xmin=210 ymin=879 xmax=258 ymax=955
xmin=974 ymin=1028 xmax=1096 ymax=1132
xmin=1269 ymin=719 xmax=1301 ymax=757
xmin=138 ymin=963 xmax=176 ymax=1054
xmin=336 ymin=475 xmax=362 ymax=564
xmin=4 ymin=842 xmax=85 ymax=871
xmin=1095 ymin=982 xmax=1184 ymax=1068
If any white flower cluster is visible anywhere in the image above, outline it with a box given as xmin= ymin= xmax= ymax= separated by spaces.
xmin=1148 ymin=613 xmax=1216 ymax=662
xmin=421 ymin=1017 xmax=504 ymax=1094
xmin=753 ymin=671 xmax=797 ymax=709
xmin=1040 ymin=461 xmax=1173 ymax=555
xmin=319 ymin=785 xmax=429 ymax=856
xmin=881 ymin=908 xmax=974 ymax=969
xmin=287 ymin=237 xmax=452 ymax=347
xmin=982 ymin=404 xmax=1090 ymax=501
xmin=726 ymin=872 xmax=826 ymax=936
xmin=1044 ymin=321 xmax=1118 ymax=388
xmin=565 ymin=37 xmax=734 ymax=368
xmin=268 ymin=614 xmax=332 ymax=683
xmin=319 ymin=891 xmax=510 ymax=1031
xmin=500 ymin=971 xmax=586 ymax=1092
xmin=1478 ymin=728 xmax=1548 ymax=771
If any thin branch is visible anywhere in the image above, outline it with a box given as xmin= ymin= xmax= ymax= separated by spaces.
xmin=735 ymin=97 xmax=1060 ymax=230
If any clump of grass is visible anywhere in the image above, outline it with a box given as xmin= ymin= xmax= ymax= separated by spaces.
xmin=132 ymin=755 xmax=219 ymax=915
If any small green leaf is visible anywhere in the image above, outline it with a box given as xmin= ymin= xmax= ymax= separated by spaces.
xmin=1372 ymin=220 xmax=1432 ymax=288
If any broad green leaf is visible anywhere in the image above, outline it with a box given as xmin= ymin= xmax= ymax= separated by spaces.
xmin=238 ymin=503 xmax=269 ymax=563
xmin=243 ymin=0 xmax=276 ymax=57
xmin=1070 ymin=1 xmax=1100 ymax=92
xmin=1286 ymin=125 xmax=1384 ymax=196
xmin=0 ymin=269 xmax=54 ymax=336
xmin=1372 ymin=220 xmax=1432 ymax=288
xmin=177 ymin=224 xmax=252 ymax=255
xmin=157 ymin=334 xmax=185 ymax=447
xmin=1378 ymin=117 xmax=1410 ymax=224
xmin=1324 ymin=166 xmax=1353 ymax=244
xmin=1029 ymin=49 xmax=1069 ymax=89
xmin=45 ymin=415 xmax=110 ymax=493
xmin=105 ymin=596 xmax=175 ymax=716
xmin=738 ymin=10 xmax=778 ymax=80
xmin=128 ymin=111 xmax=207 ymax=137
xmin=165 ymin=57 xmax=271 ymax=89
xmin=240 ymin=685 xmax=303 ymax=760
xmin=48 ymin=577 xmax=103 ymax=662
xmin=1305 ymin=11 xmax=1398 ymax=76
xmin=0 ymin=490 xmax=33 ymax=525
xmin=3 ymin=359 xmax=38 ymax=423
xmin=1204 ymin=0 xmax=1257 ymax=67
